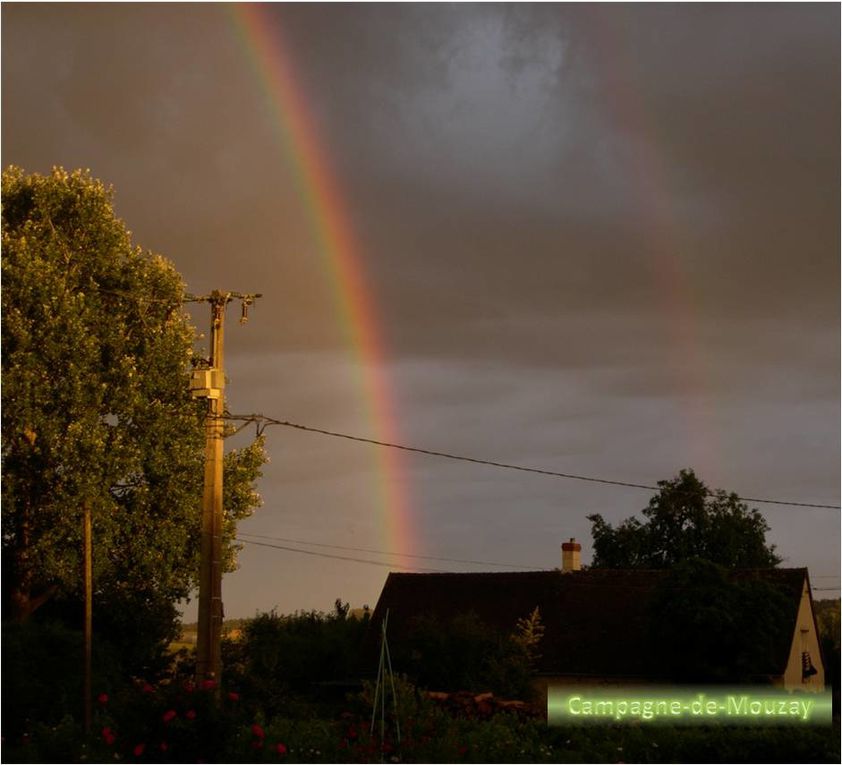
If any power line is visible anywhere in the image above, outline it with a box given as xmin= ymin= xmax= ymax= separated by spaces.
xmin=239 ymin=531 xmax=841 ymax=580
xmin=51 ymin=287 xmax=840 ymax=510
xmin=224 ymin=414 xmax=840 ymax=510
xmin=237 ymin=531 xmax=533 ymax=569
xmin=238 ymin=537 xmax=841 ymax=589
xmin=236 ymin=537 xmax=450 ymax=573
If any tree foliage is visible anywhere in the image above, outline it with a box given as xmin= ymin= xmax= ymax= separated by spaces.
xmin=512 ymin=606 xmax=545 ymax=667
xmin=222 ymin=602 xmax=370 ymax=719
xmin=588 ymin=469 xmax=780 ymax=569
xmin=814 ymin=599 xmax=840 ymax=708
xmin=1 ymin=166 xmax=266 ymax=630
xmin=648 ymin=558 xmax=793 ymax=682
xmin=391 ymin=611 xmax=535 ymax=699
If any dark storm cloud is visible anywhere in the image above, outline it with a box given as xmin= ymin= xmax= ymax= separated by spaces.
xmin=6 ymin=3 xmax=835 ymax=366
xmin=205 ymin=3 xmax=838 ymax=382
xmin=3 ymin=3 xmax=837 ymax=614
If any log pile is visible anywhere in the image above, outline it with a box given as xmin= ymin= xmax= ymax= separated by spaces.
xmin=424 ymin=690 xmax=542 ymax=720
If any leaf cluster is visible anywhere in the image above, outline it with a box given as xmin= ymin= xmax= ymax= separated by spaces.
xmin=1 ymin=167 xmax=266 ymax=652
xmin=588 ymin=468 xmax=780 ymax=569
xmin=647 ymin=558 xmax=795 ymax=682
xmin=390 ymin=611 xmax=535 ymax=699
xmin=512 ymin=606 xmax=545 ymax=666
xmin=222 ymin=604 xmax=371 ymax=719
xmin=2 ymin=167 xmax=207 ymax=607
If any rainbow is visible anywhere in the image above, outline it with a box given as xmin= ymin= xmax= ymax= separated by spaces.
xmin=583 ymin=7 xmax=718 ymax=474
xmin=228 ymin=4 xmax=417 ymax=559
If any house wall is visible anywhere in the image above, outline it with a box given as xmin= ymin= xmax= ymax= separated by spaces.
xmin=780 ymin=580 xmax=825 ymax=691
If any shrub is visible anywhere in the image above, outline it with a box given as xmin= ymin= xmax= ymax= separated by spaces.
xmin=389 ymin=611 xmax=535 ymax=699
xmin=223 ymin=603 xmax=370 ymax=719
xmin=1 ymin=619 xmax=123 ymax=738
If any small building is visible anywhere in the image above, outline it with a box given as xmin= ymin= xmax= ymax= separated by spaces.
xmin=366 ymin=541 xmax=825 ymax=694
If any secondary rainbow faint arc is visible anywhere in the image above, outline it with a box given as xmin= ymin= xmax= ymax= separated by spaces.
xmin=585 ymin=7 xmax=718 ymax=474
xmin=229 ymin=4 xmax=417 ymax=560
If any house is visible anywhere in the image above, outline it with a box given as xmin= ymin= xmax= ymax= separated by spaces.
xmin=366 ymin=540 xmax=825 ymax=694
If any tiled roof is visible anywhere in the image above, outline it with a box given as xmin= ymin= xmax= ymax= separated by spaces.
xmin=366 ymin=568 xmax=807 ymax=678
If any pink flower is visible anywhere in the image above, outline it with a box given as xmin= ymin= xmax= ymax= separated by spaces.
xmin=185 ymin=709 xmax=197 ymax=720
xmin=102 ymin=727 xmax=116 ymax=746
xmin=97 ymin=692 xmax=109 ymax=704
xmin=133 ymin=742 xmax=145 ymax=757
xmin=251 ymin=723 xmax=265 ymax=739
xmin=275 ymin=743 xmax=287 ymax=755
xmin=200 ymin=679 xmax=217 ymax=691
xmin=227 ymin=691 xmax=240 ymax=702
xmin=182 ymin=680 xmax=196 ymax=694
xmin=162 ymin=709 xmax=177 ymax=723
xmin=141 ymin=683 xmax=155 ymax=694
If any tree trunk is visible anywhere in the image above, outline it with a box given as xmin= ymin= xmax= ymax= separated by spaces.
xmin=9 ymin=582 xmax=56 ymax=622
xmin=9 ymin=585 xmax=34 ymax=622
xmin=9 ymin=505 xmax=56 ymax=622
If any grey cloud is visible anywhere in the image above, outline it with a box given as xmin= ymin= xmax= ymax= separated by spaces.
xmin=3 ymin=3 xmax=837 ymax=615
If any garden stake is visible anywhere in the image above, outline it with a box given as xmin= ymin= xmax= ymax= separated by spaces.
xmin=371 ymin=609 xmax=400 ymax=757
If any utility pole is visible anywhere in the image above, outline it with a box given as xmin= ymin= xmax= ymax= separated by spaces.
xmin=190 ymin=290 xmax=260 ymax=685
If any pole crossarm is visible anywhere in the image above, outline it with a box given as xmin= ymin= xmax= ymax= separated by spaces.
xmin=185 ymin=291 xmax=263 ymax=303
xmin=185 ymin=292 xmax=262 ymax=323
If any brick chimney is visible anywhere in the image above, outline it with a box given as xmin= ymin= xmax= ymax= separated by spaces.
xmin=561 ymin=538 xmax=581 ymax=573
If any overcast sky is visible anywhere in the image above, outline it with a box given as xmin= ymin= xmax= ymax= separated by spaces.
xmin=3 ymin=3 xmax=839 ymax=618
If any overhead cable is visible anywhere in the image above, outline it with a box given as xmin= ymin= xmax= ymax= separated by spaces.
xmin=239 ymin=536 xmax=841 ymax=590
xmin=236 ymin=537 xmax=448 ymax=573
xmin=223 ymin=414 xmax=840 ymax=510
xmin=237 ymin=531 xmax=533 ymax=569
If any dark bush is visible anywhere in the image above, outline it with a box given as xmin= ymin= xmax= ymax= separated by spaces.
xmin=1 ymin=619 xmax=123 ymax=739
xmin=389 ymin=611 xmax=535 ymax=699
xmin=222 ymin=601 xmax=370 ymax=719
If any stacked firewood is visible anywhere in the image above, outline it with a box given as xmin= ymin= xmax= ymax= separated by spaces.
xmin=424 ymin=690 xmax=542 ymax=720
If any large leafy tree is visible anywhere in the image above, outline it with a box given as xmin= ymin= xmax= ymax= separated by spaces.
xmin=588 ymin=468 xmax=780 ymax=569
xmin=647 ymin=558 xmax=793 ymax=682
xmin=2 ymin=167 xmax=266 ymax=634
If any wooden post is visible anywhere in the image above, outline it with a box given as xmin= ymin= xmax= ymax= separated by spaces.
xmin=83 ymin=503 xmax=92 ymax=733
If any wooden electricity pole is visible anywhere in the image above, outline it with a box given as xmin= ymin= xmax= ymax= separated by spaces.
xmin=191 ymin=290 xmax=260 ymax=685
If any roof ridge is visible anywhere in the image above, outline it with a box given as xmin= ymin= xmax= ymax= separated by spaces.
xmin=387 ymin=567 xmax=807 ymax=576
